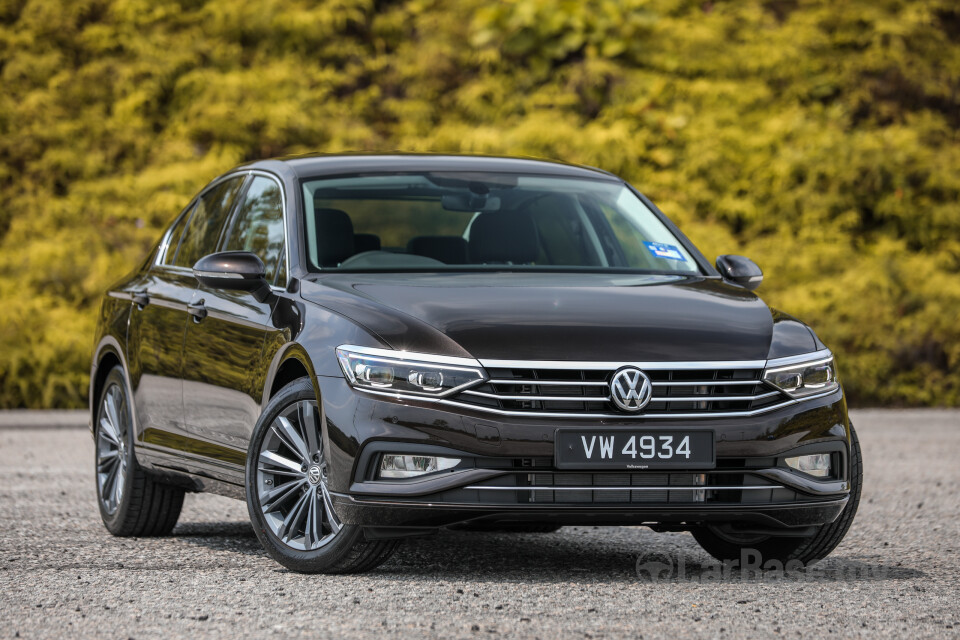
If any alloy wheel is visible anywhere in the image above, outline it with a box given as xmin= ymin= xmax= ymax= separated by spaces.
xmin=256 ymin=400 xmax=342 ymax=550
xmin=96 ymin=382 xmax=128 ymax=515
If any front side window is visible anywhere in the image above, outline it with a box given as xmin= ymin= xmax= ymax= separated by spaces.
xmin=221 ymin=175 xmax=286 ymax=284
xmin=174 ymin=176 xmax=245 ymax=268
xmin=301 ymin=173 xmax=699 ymax=274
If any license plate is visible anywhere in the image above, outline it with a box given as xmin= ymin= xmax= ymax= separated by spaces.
xmin=555 ymin=429 xmax=715 ymax=470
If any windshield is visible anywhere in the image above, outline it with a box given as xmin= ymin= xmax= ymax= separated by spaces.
xmin=301 ymin=172 xmax=700 ymax=274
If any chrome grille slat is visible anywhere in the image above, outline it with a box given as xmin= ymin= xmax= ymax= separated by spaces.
xmin=650 ymin=391 xmax=780 ymax=402
xmin=462 ymin=390 xmax=611 ymax=402
xmin=451 ymin=362 xmax=792 ymax=418
xmin=489 ymin=379 xmax=609 ymax=386
xmin=651 ymin=380 xmax=759 ymax=387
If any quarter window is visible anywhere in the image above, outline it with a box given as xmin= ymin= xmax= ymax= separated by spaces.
xmin=174 ymin=176 xmax=245 ymax=269
xmin=221 ymin=175 xmax=286 ymax=284
xmin=161 ymin=205 xmax=192 ymax=266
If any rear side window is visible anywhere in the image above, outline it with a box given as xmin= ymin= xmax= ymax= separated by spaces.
xmin=161 ymin=206 xmax=192 ymax=266
xmin=174 ymin=176 xmax=245 ymax=268
xmin=220 ymin=175 xmax=286 ymax=284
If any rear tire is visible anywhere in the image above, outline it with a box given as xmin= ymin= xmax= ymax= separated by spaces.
xmin=692 ymin=422 xmax=863 ymax=567
xmin=245 ymin=377 xmax=400 ymax=573
xmin=95 ymin=365 xmax=184 ymax=537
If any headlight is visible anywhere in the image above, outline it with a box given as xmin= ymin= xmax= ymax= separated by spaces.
xmin=763 ymin=355 xmax=839 ymax=398
xmin=336 ymin=345 xmax=486 ymax=397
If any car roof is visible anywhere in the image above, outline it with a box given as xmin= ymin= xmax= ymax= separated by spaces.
xmin=239 ymin=153 xmax=622 ymax=182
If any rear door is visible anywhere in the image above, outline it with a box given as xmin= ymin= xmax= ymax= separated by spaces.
xmin=127 ymin=205 xmax=196 ymax=447
xmin=181 ymin=172 xmax=287 ymax=458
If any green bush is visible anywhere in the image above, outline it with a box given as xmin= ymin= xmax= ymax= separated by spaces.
xmin=1 ymin=0 xmax=958 ymax=407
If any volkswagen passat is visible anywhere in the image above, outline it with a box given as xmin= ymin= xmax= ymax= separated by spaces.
xmin=90 ymin=154 xmax=861 ymax=573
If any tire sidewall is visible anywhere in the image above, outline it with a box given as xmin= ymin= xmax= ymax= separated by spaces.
xmin=244 ymin=377 xmax=363 ymax=572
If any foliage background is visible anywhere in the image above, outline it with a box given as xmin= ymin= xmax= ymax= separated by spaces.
xmin=0 ymin=0 xmax=958 ymax=408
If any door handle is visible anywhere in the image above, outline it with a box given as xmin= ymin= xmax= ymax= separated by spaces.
xmin=132 ymin=290 xmax=150 ymax=309
xmin=187 ymin=299 xmax=207 ymax=322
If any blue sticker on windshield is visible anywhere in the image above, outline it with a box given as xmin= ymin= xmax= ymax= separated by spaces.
xmin=643 ymin=242 xmax=687 ymax=261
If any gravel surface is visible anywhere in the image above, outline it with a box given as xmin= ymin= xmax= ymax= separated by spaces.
xmin=1 ymin=408 xmax=958 ymax=639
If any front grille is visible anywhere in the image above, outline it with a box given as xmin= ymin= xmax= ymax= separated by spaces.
xmin=451 ymin=366 xmax=789 ymax=418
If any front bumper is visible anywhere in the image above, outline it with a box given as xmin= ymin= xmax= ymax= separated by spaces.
xmin=317 ymin=375 xmax=852 ymax=532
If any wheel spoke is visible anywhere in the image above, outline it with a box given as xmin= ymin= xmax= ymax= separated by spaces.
xmin=270 ymin=425 xmax=303 ymax=463
xmin=102 ymin=458 xmax=120 ymax=507
xmin=276 ymin=490 xmax=310 ymax=542
xmin=261 ymin=479 xmax=306 ymax=513
xmin=276 ymin=416 xmax=309 ymax=462
xmin=104 ymin=387 xmax=123 ymax=437
xmin=114 ymin=466 xmax=125 ymax=505
xmin=97 ymin=454 xmax=119 ymax=474
xmin=257 ymin=466 xmax=301 ymax=478
xmin=303 ymin=493 xmax=317 ymax=549
xmin=259 ymin=450 xmax=302 ymax=474
xmin=99 ymin=416 xmax=120 ymax=446
xmin=320 ymin=483 xmax=341 ymax=534
xmin=300 ymin=402 xmax=320 ymax=457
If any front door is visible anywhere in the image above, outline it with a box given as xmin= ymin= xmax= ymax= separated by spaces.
xmin=181 ymin=173 xmax=287 ymax=461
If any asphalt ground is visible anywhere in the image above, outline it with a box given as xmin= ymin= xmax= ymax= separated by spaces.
xmin=0 ymin=408 xmax=958 ymax=639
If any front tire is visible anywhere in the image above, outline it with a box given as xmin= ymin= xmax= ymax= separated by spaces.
xmin=95 ymin=365 xmax=184 ymax=536
xmin=692 ymin=422 xmax=863 ymax=567
xmin=245 ymin=377 xmax=399 ymax=573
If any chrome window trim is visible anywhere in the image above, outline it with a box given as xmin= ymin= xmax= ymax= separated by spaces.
xmin=151 ymin=169 xmax=290 ymax=293
xmin=154 ymin=203 xmax=195 ymax=267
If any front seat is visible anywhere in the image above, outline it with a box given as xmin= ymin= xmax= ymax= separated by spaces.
xmin=468 ymin=210 xmax=540 ymax=264
xmin=315 ymin=208 xmax=355 ymax=267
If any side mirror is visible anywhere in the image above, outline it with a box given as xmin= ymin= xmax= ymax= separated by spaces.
xmin=716 ymin=255 xmax=763 ymax=291
xmin=193 ymin=251 xmax=268 ymax=292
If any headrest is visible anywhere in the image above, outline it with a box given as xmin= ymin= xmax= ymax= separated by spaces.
xmin=468 ymin=211 xmax=539 ymax=264
xmin=315 ymin=208 xmax=354 ymax=266
xmin=354 ymin=233 xmax=381 ymax=254
xmin=406 ymin=236 xmax=469 ymax=264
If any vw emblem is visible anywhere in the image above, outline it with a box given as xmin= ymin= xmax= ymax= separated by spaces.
xmin=610 ymin=367 xmax=653 ymax=412
xmin=307 ymin=465 xmax=322 ymax=485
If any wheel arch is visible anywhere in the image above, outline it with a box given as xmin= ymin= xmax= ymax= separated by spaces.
xmin=90 ymin=337 xmax=136 ymax=438
xmin=261 ymin=343 xmax=322 ymax=410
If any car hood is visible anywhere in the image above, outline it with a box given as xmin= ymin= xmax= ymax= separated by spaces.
xmin=299 ymin=272 xmax=789 ymax=362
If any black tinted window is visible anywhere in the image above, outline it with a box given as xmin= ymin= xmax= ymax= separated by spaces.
xmin=221 ymin=176 xmax=285 ymax=283
xmin=174 ymin=176 xmax=245 ymax=268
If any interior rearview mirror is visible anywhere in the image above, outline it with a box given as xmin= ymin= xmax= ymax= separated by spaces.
xmin=716 ymin=255 xmax=763 ymax=291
